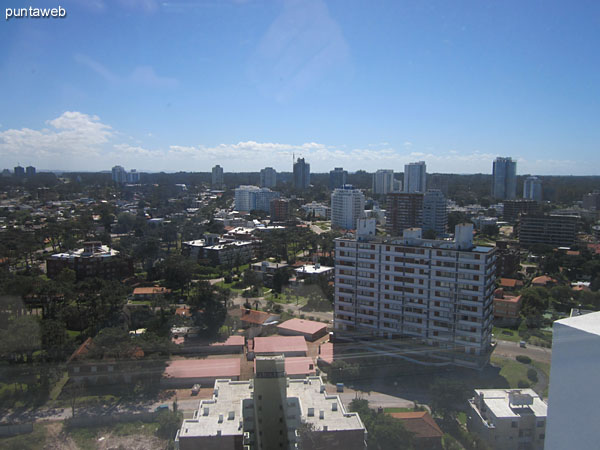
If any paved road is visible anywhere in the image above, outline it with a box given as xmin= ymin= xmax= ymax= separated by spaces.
xmin=493 ymin=340 xmax=552 ymax=364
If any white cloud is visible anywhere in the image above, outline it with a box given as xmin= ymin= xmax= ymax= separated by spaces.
xmin=0 ymin=111 xmax=112 ymax=160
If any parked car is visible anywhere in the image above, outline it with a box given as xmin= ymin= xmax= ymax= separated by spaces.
xmin=519 ymin=340 xmax=527 ymax=348
xmin=155 ymin=404 xmax=169 ymax=412
xmin=192 ymin=384 xmax=201 ymax=395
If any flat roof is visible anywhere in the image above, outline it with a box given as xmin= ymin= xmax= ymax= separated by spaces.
xmin=555 ymin=311 xmax=600 ymax=336
xmin=253 ymin=336 xmax=308 ymax=354
xmin=163 ymin=358 xmax=241 ymax=380
xmin=211 ymin=335 xmax=245 ymax=347
xmin=474 ymin=389 xmax=547 ymax=418
xmin=295 ymin=264 xmax=334 ymax=274
xmin=278 ymin=318 xmax=327 ymax=335
xmin=253 ymin=356 xmax=316 ymax=376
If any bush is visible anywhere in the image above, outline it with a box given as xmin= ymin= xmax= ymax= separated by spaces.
xmin=517 ymin=380 xmax=530 ymax=388
xmin=516 ymin=355 xmax=532 ymax=364
xmin=527 ymin=368 xmax=538 ymax=383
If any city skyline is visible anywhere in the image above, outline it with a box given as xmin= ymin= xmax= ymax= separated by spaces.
xmin=2 ymin=1 xmax=600 ymax=175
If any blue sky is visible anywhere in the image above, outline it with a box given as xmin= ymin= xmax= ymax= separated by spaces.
xmin=1 ymin=0 xmax=599 ymax=174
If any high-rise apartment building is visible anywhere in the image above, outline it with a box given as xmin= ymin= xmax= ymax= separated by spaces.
xmin=523 ymin=176 xmax=542 ymax=202
xmin=329 ymin=167 xmax=348 ymax=190
xmin=334 ymin=224 xmax=496 ymax=368
xmin=582 ymin=190 xmax=600 ymax=210
xmin=404 ymin=161 xmax=427 ymax=193
xmin=111 ymin=165 xmax=127 ymax=183
xmin=270 ymin=198 xmax=290 ymax=222
xmin=385 ymin=192 xmax=424 ymax=236
xmin=372 ymin=169 xmax=396 ymax=195
xmin=492 ymin=157 xmax=517 ymax=200
xmin=234 ymin=186 xmax=280 ymax=213
xmin=293 ymin=158 xmax=310 ymax=190
xmin=423 ymin=189 xmax=447 ymax=236
xmin=212 ymin=165 xmax=224 ymax=189
xmin=260 ymin=167 xmax=277 ymax=188
xmin=545 ymin=312 xmax=600 ymax=450
xmin=331 ymin=185 xmax=365 ymax=230
xmin=13 ymin=165 xmax=25 ymax=178
xmin=502 ymin=199 xmax=540 ymax=223
xmin=25 ymin=166 xmax=36 ymax=177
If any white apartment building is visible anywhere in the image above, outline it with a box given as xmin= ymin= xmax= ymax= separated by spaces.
xmin=175 ymin=356 xmax=367 ymax=450
xmin=334 ymin=223 xmax=496 ymax=368
xmin=302 ymin=201 xmax=331 ymax=219
xmin=545 ymin=312 xmax=600 ymax=450
xmin=373 ymin=169 xmax=396 ymax=195
xmin=331 ymin=185 xmax=365 ymax=230
xmin=468 ymin=389 xmax=547 ymax=450
xmin=404 ymin=161 xmax=427 ymax=193
xmin=234 ymin=186 xmax=280 ymax=213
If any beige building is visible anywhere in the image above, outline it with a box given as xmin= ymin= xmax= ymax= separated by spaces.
xmin=467 ymin=389 xmax=547 ymax=450
xmin=175 ymin=355 xmax=366 ymax=450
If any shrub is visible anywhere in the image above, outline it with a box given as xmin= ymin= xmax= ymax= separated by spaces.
xmin=517 ymin=380 xmax=530 ymax=388
xmin=527 ymin=368 xmax=538 ymax=383
xmin=516 ymin=355 xmax=532 ymax=364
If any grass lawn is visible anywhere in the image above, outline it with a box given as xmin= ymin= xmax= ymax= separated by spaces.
xmin=265 ymin=290 xmax=308 ymax=306
xmin=493 ymin=326 xmax=520 ymax=342
xmin=68 ymin=421 xmax=160 ymax=450
xmin=383 ymin=407 xmax=418 ymax=413
xmin=457 ymin=411 xmax=467 ymax=425
xmin=48 ymin=371 xmax=69 ymax=402
xmin=0 ymin=423 xmax=48 ymax=450
xmin=491 ymin=355 xmax=531 ymax=388
xmin=66 ymin=329 xmax=82 ymax=339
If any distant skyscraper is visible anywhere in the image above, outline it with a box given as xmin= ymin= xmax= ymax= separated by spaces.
xmin=423 ymin=189 xmax=447 ymax=236
xmin=331 ymin=185 xmax=365 ymax=230
xmin=373 ymin=169 xmax=395 ymax=194
xmin=329 ymin=167 xmax=347 ymax=190
xmin=111 ymin=165 xmax=126 ymax=183
xmin=260 ymin=167 xmax=277 ymax=188
xmin=293 ymin=158 xmax=310 ymax=190
xmin=25 ymin=166 xmax=36 ymax=177
xmin=127 ymin=169 xmax=140 ymax=183
xmin=14 ymin=165 xmax=25 ymax=178
xmin=523 ymin=176 xmax=542 ymax=202
xmin=212 ymin=165 xmax=224 ymax=189
xmin=492 ymin=157 xmax=517 ymax=200
xmin=385 ymin=192 xmax=424 ymax=236
xmin=404 ymin=161 xmax=427 ymax=193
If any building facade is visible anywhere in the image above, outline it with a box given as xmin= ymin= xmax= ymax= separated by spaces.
xmin=385 ymin=192 xmax=424 ymax=237
xmin=293 ymin=157 xmax=310 ymax=190
xmin=503 ymin=199 xmax=540 ymax=223
xmin=259 ymin=167 xmax=277 ymax=188
xmin=269 ymin=198 xmax=290 ymax=222
xmin=404 ymin=161 xmax=427 ymax=193
xmin=468 ymin=389 xmax=547 ymax=450
xmin=517 ymin=214 xmax=578 ymax=247
xmin=334 ymin=224 xmax=496 ymax=368
xmin=234 ymin=186 xmax=280 ymax=213
xmin=423 ymin=189 xmax=447 ymax=236
xmin=372 ymin=169 xmax=396 ymax=195
xmin=545 ymin=312 xmax=600 ymax=450
xmin=331 ymin=185 xmax=365 ymax=230
xmin=329 ymin=167 xmax=348 ymax=190
xmin=212 ymin=165 xmax=224 ymax=189
xmin=492 ymin=157 xmax=517 ymax=200
xmin=523 ymin=176 xmax=542 ymax=202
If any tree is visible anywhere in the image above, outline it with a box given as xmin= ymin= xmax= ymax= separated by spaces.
xmin=188 ymin=282 xmax=228 ymax=337
xmin=429 ymin=379 xmax=469 ymax=420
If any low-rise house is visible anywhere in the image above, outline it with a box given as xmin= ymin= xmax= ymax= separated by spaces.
xmin=468 ymin=389 xmax=547 ymax=450
xmin=250 ymin=261 xmax=289 ymax=288
xmin=132 ymin=286 xmax=171 ymax=300
xmin=239 ymin=308 xmax=279 ymax=338
xmin=499 ymin=278 xmax=524 ymax=291
xmin=294 ymin=263 xmax=334 ymax=282
xmin=388 ymin=411 xmax=443 ymax=449
xmin=531 ymin=275 xmax=557 ymax=287
xmin=493 ymin=288 xmax=522 ymax=326
xmin=277 ymin=318 xmax=328 ymax=341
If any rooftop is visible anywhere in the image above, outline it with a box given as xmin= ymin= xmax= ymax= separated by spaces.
xmin=253 ymin=356 xmax=316 ymax=377
xmin=253 ymin=336 xmax=308 ymax=354
xmin=474 ymin=389 xmax=547 ymax=419
xmin=163 ymin=358 xmax=241 ymax=380
xmin=277 ymin=318 xmax=328 ymax=335
xmin=387 ymin=411 xmax=443 ymax=439
xmin=554 ymin=311 xmax=600 ymax=336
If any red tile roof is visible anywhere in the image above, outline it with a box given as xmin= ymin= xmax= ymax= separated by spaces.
xmin=532 ymin=275 xmax=557 ymax=286
xmin=210 ymin=335 xmax=245 ymax=347
xmin=318 ymin=342 xmax=334 ymax=365
xmin=500 ymin=278 xmax=523 ymax=288
xmin=133 ymin=286 xmax=171 ymax=295
xmin=163 ymin=358 xmax=241 ymax=379
xmin=254 ymin=336 xmax=308 ymax=354
xmin=240 ymin=308 xmax=278 ymax=325
xmin=277 ymin=318 xmax=327 ymax=336
xmin=388 ymin=411 xmax=443 ymax=439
